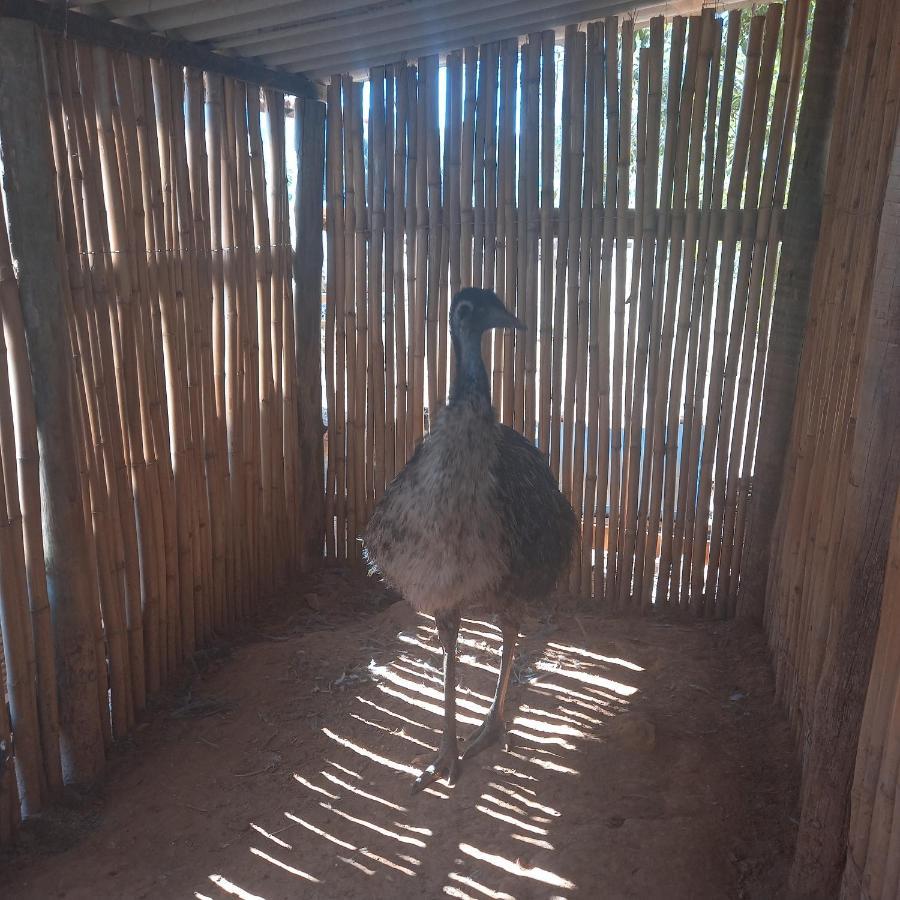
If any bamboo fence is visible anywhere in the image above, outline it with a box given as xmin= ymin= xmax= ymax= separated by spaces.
xmin=323 ymin=4 xmax=808 ymax=617
xmin=759 ymin=0 xmax=900 ymax=891
xmin=0 ymin=31 xmax=320 ymax=842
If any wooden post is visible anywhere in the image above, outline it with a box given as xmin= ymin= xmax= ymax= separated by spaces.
xmin=737 ymin=0 xmax=851 ymax=621
xmin=294 ymin=98 xmax=326 ymax=570
xmin=0 ymin=18 xmax=105 ymax=783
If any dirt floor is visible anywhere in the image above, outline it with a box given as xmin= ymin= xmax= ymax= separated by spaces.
xmin=1 ymin=567 xmax=799 ymax=899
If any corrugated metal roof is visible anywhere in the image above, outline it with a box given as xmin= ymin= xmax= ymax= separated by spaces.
xmin=48 ymin=0 xmax=753 ymax=82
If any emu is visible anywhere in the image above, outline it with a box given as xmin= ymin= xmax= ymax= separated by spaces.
xmin=363 ymin=287 xmax=577 ymax=792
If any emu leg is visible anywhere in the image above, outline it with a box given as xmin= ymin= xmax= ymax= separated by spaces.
xmin=412 ymin=609 xmax=461 ymax=792
xmin=462 ymin=616 xmax=518 ymax=760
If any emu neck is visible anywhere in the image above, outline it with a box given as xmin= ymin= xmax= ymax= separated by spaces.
xmin=450 ymin=329 xmax=492 ymax=414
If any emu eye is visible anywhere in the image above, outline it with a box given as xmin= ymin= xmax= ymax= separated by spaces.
xmin=457 ymin=301 xmax=472 ymax=319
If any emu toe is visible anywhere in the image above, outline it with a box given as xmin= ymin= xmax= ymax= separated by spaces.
xmin=461 ymin=713 xmax=510 ymax=761
xmin=412 ymin=745 xmax=461 ymax=793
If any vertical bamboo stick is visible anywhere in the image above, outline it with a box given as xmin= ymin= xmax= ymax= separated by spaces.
xmin=369 ymin=69 xmax=387 ymax=501
xmin=538 ymin=30 xmax=556 ymax=457
xmin=350 ymin=81 xmax=368 ymax=550
xmin=580 ymin=22 xmax=605 ymax=597
xmin=498 ymin=39 xmax=518 ymax=426
xmin=482 ymin=44 xmax=500 ymax=397
xmin=569 ymin=26 xmax=595 ymax=593
xmin=405 ymin=66 xmax=418 ymax=450
xmin=460 ymin=48 xmax=477 ymax=291
xmin=246 ymin=87 xmax=276 ymax=593
xmin=523 ymin=35 xmax=541 ymax=449
xmin=445 ymin=53 xmax=463 ymax=405
xmin=618 ymin=36 xmax=646 ymax=598
xmin=423 ymin=56 xmax=442 ymax=425
xmin=393 ymin=67 xmax=409 ymax=471
xmin=561 ymin=29 xmax=586 ymax=509
xmin=605 ymin=16 xmax=626 ymax=604
xmin=326 ymin=75 xmax=346 ymax=559
xmin=384 ymin=69 xmax=397 ymax=480
xmin=341 ymin=76 xmax=359 ymax=562
xmin=618 ymin=21 xmax=663 ymax=610
xmin=551 ymin=28 xmax=576 ymax=473
xmin=412 ymin=67 xmax=428 ymax=443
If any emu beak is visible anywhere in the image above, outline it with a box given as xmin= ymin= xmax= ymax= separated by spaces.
xmin=487 ymin=306 xmax=525 ymax=331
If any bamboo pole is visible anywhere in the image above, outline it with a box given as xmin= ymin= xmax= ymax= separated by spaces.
xmin=411 ymin=66 xmax=428 ymax=444
xmin=618 ymin=37 xmax=647 ymax=603
xmin=445 ymin=52 xmax=463 ymax=406
xmin=604 ymin=16 xmax=625 ymax=604
xmin=561 ymin=29 xmax=586 ymax=508
xmin=221 ymin=74 xmax=244 ymax=617
xmin=294 ymin=98 xmax=327 ymax=569
xmin=482 ymin=44 xmax=500 ymax=396
xmin=266 ymin=89 xmax=289 ymax=578
xmin=423 ymin=56 xmax=441 ymax=427
xmin=569 ymin=26 xmax=596 ymax=594
xmin=247 ymin=86 xmax=276 ymax=592
xmin=328 ymin=76 xmax=348 ymax=559
xmin=325 ymin=78 xmax=340 ymax=557
xmin=550 ymin=27 xmax=576 ymax=473
xmin=369 ymin=68 xmax=387 ymax=501
xmin=393 ymin=66 xmax=409 ymax=472
xmin=579 ymin=21 xmax=605 ymax=597
xmin=537 ymin=30 xmax=556 ymax=457
xmin=473 ymin=45 xmax=488 ymax=288
xmin=460 ymin=47 xmax=476 ymax=291
xmin=592 ymin=17 xmax=620 ymax=603
xmin=523 ymin=35 xmax=541 ymax=451
xmin=405 ymin=66 xmax=419 ymax=451
xmin=384 ymin=69 xmax=397 ymax=480
xmin=351 ymin=80 xmax=368 ymax=553
xmin=498 ymin=38 xmax=517 ymax=427
xmin=341 ymin=75 xmax=360 ymax=563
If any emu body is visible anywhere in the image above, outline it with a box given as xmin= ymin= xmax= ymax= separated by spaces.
xmin=364 ymin=288 xmax=577 ymax=790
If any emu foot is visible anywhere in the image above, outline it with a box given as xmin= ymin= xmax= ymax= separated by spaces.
xmin=412 ymin=742 xmax=460 ymax=793
xmin=461 ymin=713 xmax=510 ymax=761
